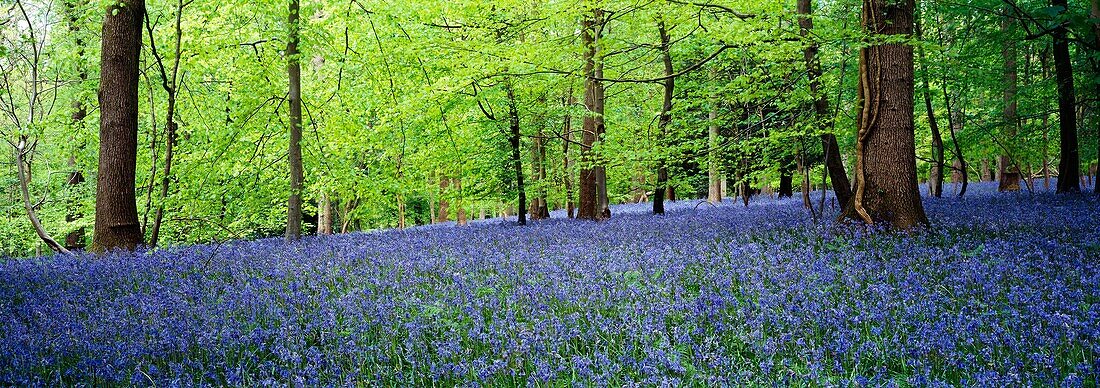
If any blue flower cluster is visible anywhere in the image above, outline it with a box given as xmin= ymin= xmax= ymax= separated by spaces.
xmin=2 ymin=182 xmax=1098 ymax=386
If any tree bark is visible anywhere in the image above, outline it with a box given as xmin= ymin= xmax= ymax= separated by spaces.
xmin=842 ymin=0 xmax=929 ymax=229
xmin=778 ymin=158 xmax=794 ymax=199
xmin=436 ymin=177 xmax=450 ymax=223
xmin=285 ymin=0 xmax=305 ymax=239
xmin=317 ymin=193 xmax=333 ymax=235
xmin=1092 ymin=0 xmax=1100 ymax=194
xmin=915 ymin=4 xmax=944 ymax=198
xmin=797 ymin=0 xmax=854 ymax=207
xmin=595 ymin=44 xmax=611 ymax=219
xmin=707 ymin=78 xmax=722 ymax=204
xmin=999 ymin=13 xmax=1021 ymax=192
xmin=577 ymin=8 xmax=600 ymax=220
xmin=92 ymin=0 xmax=146 ymax=251
xmin=149 ymin=0 xmax=187 ymax=247
xmin=653 ymin=19 xmax=673 ymax=215
xmin=943 ymin=74 xmax=969 ymax=197
xmin=65 ymin=0 xmax=87 ymax=250
xmin=506 ymin=79 xmax=527 ymax=226
xmin=1051 ymin=0 xmax=1080 ymax=193
xmin=562 ymin=90 xmax=576 ymax=218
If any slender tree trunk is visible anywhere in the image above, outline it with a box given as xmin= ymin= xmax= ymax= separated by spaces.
xmin=456 ymin=178 xmax=468 ymax=225
xmin=653 ymin=19 xmax=674 ymax=215
xmin=1091 ymin=0 xmax=1100 ymax=194
xmin=285 ymin=0 xmax=305 ymax=240
xmin=578 ymin=9 xmax=600 ymax=220
xmin=945 ymin=100 xmax=969 ymax=197
xmin=506 ymin=80 xmax=527 ymax=226
xmin=595 ymin=47 xmax=610 ymax=219
xmin=707 ymin=76 xmax=722 ymax=204
xmin=92 ymin=0 xmax=146 ymax=251
xmin=1051 ymin=0 xmax=1080 ymax=193
xmin=65 ymin=0 xmax=87 ymax=250
xmin=915 ymin=5 xmax=944 ymax=198
xmin=15 ymin=143 xmax=69 ymax=254
xmin=149 ymin=0 xmax=187 ymax=247
xmin=562 ymin=90 xmax=576 ymax=218
xmin=436 ymin=177 xmax=450 ymax=223
xmin=530 ymin=125 xmax=550 ymax=220
xmin=842 ymin=0 xmax=928 ymax=229
xmin=799 ymin=154 xmax=812 ymax=208
xmin=798 ymin=0 xmax=854 ymax=206
xmin=999 ymin=13 xmax=1021 ymax=192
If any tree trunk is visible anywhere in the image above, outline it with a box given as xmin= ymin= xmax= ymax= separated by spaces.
xmin=577 ymin=8 xmax=600 ymax=220
xmin=65 ymin=0 xmax=87 ymax=250
xmin=562 ymin=90 xmax=576 ymax=218
xmin=998 ymin=13 xmax=1021 ymax=192
xmin=595 ymin=45 xmax=611 ymax=219
xmin=530 ymin=124 xmax=550 ymax=220
xmin=653 ymin=19 xmax=674 ymax=215
xmin=1092 ymin=0 xmax=1100 ymax=194
xmin=915 ymin=5 xmax=944 ymax=198
xmin=842 ymin=0 xmax=928 ymax=229
xmin=798 ymin=0 xmax=854 ymax=207
xmin=707 ymin=83 xmax=722 ymax=204
xmin=149 ymin=0 xmax=187 ymax=247
xmin=778 ymin=157 xmax=795 ymax=199
xmin=506 ymin=79 xmax=527 ymax=226
xmin=285 ymin=0 xmax=305 ymax=240
xmin=436 ymin=177 xmax=450 ymax=223
xmin=456 ymin=178 xmax=468 ymax=225
xmin=15 ymin=143 xmax=69 ymax=254
xmin=943 ymin=77 xmax=969 ymax=197
xmin=1051 ymin=0 xmax=1080 ymax=193
xmin=92 ymin=0 xmax=146 ymax=252
xmin=799 ymin=154 xmax=813 ymax=208
xmin=317 ymin=193 xmax=333 ymax=235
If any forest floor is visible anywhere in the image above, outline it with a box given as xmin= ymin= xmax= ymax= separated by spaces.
xmin=2 ymin=182 xmax=1099 ymax=386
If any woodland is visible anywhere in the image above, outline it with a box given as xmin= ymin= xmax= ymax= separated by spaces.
xmin=1 ymin=0 xmax=1100 ymax=385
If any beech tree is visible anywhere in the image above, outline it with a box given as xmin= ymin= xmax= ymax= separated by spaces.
xmin=843 ymin=0 xmax=929 ymax=229
xmin=285 ymin=0 xmax=305 ymax=239
xmin=92 ymin=0 xmax=146 ymax=251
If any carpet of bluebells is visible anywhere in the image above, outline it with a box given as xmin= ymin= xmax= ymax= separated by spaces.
xmin=2 ymin=182 xmax=1099 ymax=386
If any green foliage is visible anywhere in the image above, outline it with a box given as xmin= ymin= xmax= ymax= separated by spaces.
xmin=0 ymin=0 xmax=1096 ymax=256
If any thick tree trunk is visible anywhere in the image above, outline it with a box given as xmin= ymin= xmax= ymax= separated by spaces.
xmin=317 ymin=193 xmax=333 ymax=235
xmin=285 ymin=0 xmax=305 ymax=240
xmin=577 ymin=9 xmax=600 ymax=220
xmin=999 ymin=13 xmax=1021 ymax=192
xmin=1051 ymin=0 xmax=1080 ymax=193
xmin=778 ymin=158 xmax=795 ymax=199
xmin=506 ymin=80 xmax=527 ymax=226
xmin=798 ymin=0 xmax=854 ymax=206
xmin=842 ymin=0 xmax=929 ymax=229
xmin=653 ymin=19 xmax=673 ymax=215
xmin=92 ymin=0 xmax=146 ymax=252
